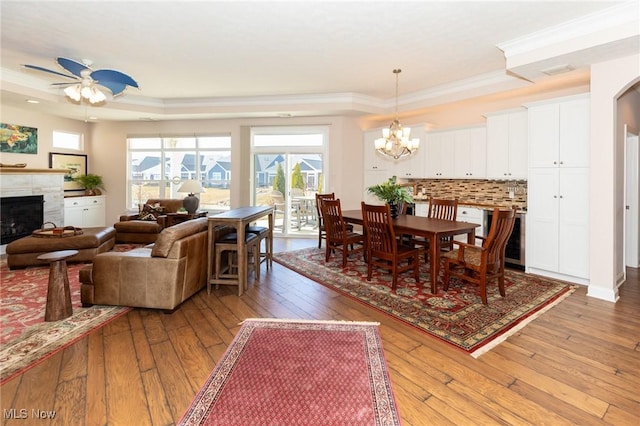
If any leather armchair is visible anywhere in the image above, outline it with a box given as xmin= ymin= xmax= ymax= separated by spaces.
xmin=114 ymin=198 xmax=185 ymax=243
xmin=80 ymin=217 xmax=223 ymax=311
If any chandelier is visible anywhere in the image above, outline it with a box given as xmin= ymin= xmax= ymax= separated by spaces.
xmin=63 ymin=69 xmax=107 ymax=104
xmin=374 ymin=69 xmax=419 ymax=160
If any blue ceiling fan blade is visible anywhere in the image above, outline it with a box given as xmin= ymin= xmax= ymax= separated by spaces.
xmin=96 ymin=81 xmax=127 ymax=96
xmin=23 ymin=64 xmax=78 ymax=80
xmin=91 ymin=69 xmax=139 ymax=89
xmin=56 ymin=57 xmax=91 ymax=78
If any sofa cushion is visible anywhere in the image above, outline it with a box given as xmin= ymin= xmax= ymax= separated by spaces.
xmin=151 ymin=217 xmax=208 ymax=258
xmin=138 ymin=203 xmax=164 ymax=221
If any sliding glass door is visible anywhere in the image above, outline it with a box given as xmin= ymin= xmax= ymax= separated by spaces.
xmin=251 ymin=127 xmax=327 ymax=237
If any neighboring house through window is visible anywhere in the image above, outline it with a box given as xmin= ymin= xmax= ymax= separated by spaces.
xmin=127 ymin=135 xmax=231 ymax=211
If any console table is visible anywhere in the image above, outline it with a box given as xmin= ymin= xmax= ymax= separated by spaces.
xmin=206 ymin=206 xmax=273 ymax=296
xmin=165 ymin=211 xmax=207 ymax=227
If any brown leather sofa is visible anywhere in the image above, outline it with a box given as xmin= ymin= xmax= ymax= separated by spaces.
xmin=80 ymin=217 xmax=218 ymax=311
xmin=114 ymin=199 xmax=184 ymax=243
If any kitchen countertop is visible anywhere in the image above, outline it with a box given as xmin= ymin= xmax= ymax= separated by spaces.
xmin=413 ymin=198 xmax=527 ymax=213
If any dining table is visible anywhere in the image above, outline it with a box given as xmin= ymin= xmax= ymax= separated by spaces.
xmin=341 ymin=210 xmax=480 ymax=294
xmin=207 ymin=206 xmax=274 ymax=296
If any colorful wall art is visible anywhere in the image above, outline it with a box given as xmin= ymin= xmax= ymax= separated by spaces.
xmin=0 ymin=123 xmax=38 ymax=154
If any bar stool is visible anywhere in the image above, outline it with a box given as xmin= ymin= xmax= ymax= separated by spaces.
xmin=246 ymin=225 xmax=271 ymax=270
xmin=214 ymin=232 xmax=260 ymax=291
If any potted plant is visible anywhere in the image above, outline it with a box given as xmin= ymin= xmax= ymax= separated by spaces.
xmin=366 ymin=176 xmax=413 ymax=218
xmin=74 ymin=173 xmax=105 ymax=196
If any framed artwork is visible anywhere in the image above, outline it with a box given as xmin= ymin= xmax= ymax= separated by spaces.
xmin=49 ymin=152 xmax=87 ymax=191
xmin=0 ymin=123 xmax=38 ymax=154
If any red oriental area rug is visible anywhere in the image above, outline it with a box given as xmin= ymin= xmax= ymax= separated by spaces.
xmin=0 ymin=245 xmax=141 ymax=384
xmin=179 ymin=319 xmax=400 ymax=426
xmin=273 ymin=247 xmax=576 ymax=357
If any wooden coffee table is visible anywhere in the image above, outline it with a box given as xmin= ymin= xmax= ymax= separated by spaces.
xmin=37 ymin=250 xmax=78 ymax=321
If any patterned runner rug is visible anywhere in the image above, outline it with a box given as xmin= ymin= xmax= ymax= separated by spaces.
xmin=273 ymin=247 xmax=576 ymax=357
xmin=179 ymin=319 xmax=400 ymax=426
xmin=0 ymin=245 xmax=141 ymax=384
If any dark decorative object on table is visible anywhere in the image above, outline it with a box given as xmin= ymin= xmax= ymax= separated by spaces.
xmin=177 ymin=180 xmax=205 ymax=214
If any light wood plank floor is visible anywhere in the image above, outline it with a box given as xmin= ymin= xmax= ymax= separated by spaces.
xmin=1 ymin=238 xmax=639 ymax=425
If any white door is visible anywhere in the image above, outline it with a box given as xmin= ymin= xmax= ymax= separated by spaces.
xmin=529 ymin=103 xmax=560 ymax=168
xmin=625 ymin=126 xmax=640 ymax=267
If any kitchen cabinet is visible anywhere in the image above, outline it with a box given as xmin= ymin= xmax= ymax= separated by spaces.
xmin=414 ymin=202 xmax=428 ymax=217
xmin=363 ymin=129 xmax=392 ymax=172
xmin=485 ymin=109 xmax=528 ymax=179
xmin=528 ymin=96 xmax=589 ymax=168
xmin=456 ymin=206 xmax=484 ymax=241
xmin=425 ymin=130 xmax=455 ymax=178
xmin=363 ymin=170 xmax=391 ymax=205
xmin=393 ymin=126 xmax=426 ymax=178
xmin=526 ymin=95 xmax=589 ymax=284
xmin=64 ymin=195 xmax=106 ymax=227
xmin=527 ymin=168 xmax=589 ymax=280
xmin=426 ymin=127 xmax=486 ymax=179
xmin=453 ymin=127 xmax=486 ymax=178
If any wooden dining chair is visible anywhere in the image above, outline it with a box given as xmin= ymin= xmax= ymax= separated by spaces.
xmin=410 ymin=197 xmax=458 ymax=260
xmin=442 ymin=206 xmax=517 ymax=304
xmin=361 ymin=202 xmax=420 ymax=291
xmin=321 ymin=199 xmax=365 ymax=267
xmin=315 ymin=193 xmax=353 ymax=248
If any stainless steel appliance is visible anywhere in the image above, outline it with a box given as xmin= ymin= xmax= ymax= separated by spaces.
xmin=483 ymin=209 xmax=526 ymax=270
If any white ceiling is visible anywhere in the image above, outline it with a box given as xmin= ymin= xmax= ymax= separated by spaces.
xmin=1 ymin=1 xmax=637 ymax=122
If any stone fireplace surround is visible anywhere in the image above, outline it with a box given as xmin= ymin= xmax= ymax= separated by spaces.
xmin=0 ymin=168 xmax=66 ymax=255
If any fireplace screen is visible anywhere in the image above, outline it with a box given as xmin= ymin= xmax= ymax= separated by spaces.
xmin=1 ymin=195 xmax=44 ymax=244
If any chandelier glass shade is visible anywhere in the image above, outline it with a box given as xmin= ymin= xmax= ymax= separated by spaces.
xmin=374 ymin=69 xmax=420 ymax=160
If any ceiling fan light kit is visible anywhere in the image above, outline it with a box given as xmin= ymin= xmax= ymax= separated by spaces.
xmin=375 ymin=69 xmax=420 ymax=160
xmin=24 ymin=57 xmax=139 ymax=106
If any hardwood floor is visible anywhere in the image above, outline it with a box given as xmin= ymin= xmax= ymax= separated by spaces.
xmin=2 ymin=238 xmax=639 ymax=425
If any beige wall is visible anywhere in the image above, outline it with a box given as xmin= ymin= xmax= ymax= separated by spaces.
xmin=0 ymin=105 xmax=91 ymax=172
xmin=589 ymin=53 xmax=640 ymax=302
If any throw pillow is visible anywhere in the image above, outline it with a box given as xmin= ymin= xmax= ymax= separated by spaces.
xmin=138 ymin=203 xmax=165 ymax=221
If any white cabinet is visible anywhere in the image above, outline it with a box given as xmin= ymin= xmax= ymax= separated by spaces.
xmin=364 ymin=130 xmax=392 ymax=172
xmin=364 ymin=126 xmax=426 ymax=177
xmin=485 ymin=109 xmax=528 ymax=179
xmin=363 ymin=170 xmax=390 ymax=205
xmin=414 ymin=203 xmax=428 ymax=217
xmin=456 ymin=206 xmax=484 ymax=241
xmin=425 ymin=131 xmax=455 ymax=178
xmin=527 ymin=168 xmax=589 ymax=280
xmin=453 ymin=127 xmax=486 ymax=179
xmin=526 ymin=95 xmax=590 ymax=284
xmin=528 ymin=97 xmax=589 ymax=168
xmin=426 ymin=127 xmax=485 ymax=179
xmin=64 ymin=196 xmax=106 ymax=227
xmin=393 ymin=126 xmax=426 ymax=178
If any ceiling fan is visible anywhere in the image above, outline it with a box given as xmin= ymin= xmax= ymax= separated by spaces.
xmin=23 ymin=57 xmax=139 ymax=104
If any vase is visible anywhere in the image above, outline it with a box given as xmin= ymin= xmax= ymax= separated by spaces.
xmin=389 ymin=203 xmax=398 ymax=218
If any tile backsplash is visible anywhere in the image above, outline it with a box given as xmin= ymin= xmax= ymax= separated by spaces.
xmin=408 ymin=179 xmax=527 ymax=209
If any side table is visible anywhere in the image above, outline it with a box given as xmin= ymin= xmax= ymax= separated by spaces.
xmin=165 ymin=211 xmax=207 ymax=227
xmin=37 ymin=250 xmax=78 ymax=321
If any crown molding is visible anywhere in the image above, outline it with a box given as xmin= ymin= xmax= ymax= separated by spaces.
xmin=497 ymin=1 xmax=638 ymax=57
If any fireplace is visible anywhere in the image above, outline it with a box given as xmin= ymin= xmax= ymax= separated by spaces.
xmin=1 ymin=195 xmax=44 ymax=244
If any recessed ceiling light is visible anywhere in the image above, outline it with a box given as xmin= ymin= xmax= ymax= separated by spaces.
xmin=26 ymin=99 xmax=40 ymax=104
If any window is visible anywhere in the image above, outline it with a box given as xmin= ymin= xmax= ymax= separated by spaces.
xmin=127 ymin=135 xmax=231 ymax=212
xmin=52 ymin=130 xmax=82 ymax=150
